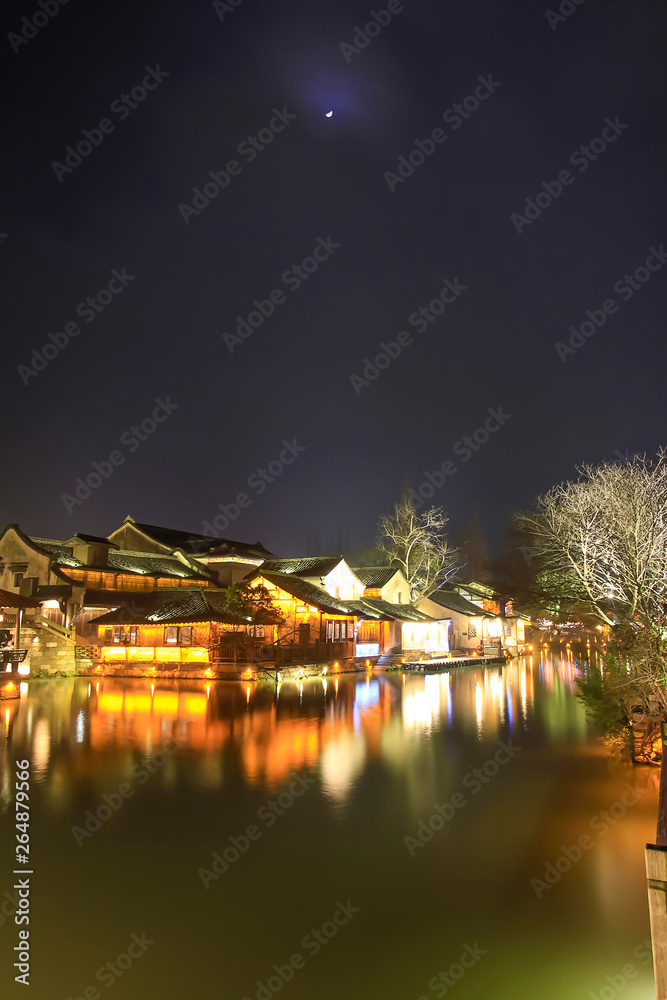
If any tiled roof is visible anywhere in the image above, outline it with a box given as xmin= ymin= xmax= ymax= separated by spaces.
xmin=425 ymin=590 xmax=493 ymax=617
xmin=346 ymin=598 xmax=431 ymax=622
xmin=0 ymin=588 xmax=41 ymax=609
xmin=258 ymin=556 xmax=343 ymax=577
xmin=69 ymin=533 xmax=117 ymax=545
xmin=256 ymin=572 xmax=354 ymax=616
xmin=351 ymin=567 xmax=399 ymax=587
xmin=30 ymin=538 xmax=83 ymax=566
xmin=90 ymin=589 xmax=248 ymax=626
xmin=107 ymin=550 xmax=211 ymax=580
xmin=129 ymin=520 xmax=273 ymax=557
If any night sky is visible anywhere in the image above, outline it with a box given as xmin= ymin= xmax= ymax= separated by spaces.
xmin=3 ymin=0 xmax=666 ymax=558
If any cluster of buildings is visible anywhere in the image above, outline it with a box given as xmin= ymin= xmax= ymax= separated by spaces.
xmin=0 ymin=517 xmax=531 ymax=676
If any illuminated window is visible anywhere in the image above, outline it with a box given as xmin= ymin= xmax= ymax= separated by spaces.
xmin=127 ymin=627 xmax=138 ymax=645
xmin=468 ymin=623 xmax=477 ymax=638
xmin=165 ymin=626 xmax=179 ymax=644
xmin=181 ymin=626 xmax=193 ymax=646
xmin=503 ymin=623 xmax=512 ymax=638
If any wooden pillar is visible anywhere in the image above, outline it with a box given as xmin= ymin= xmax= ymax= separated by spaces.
xmin=645 ymin=844 xmax=667 ymax=999
xmin=14 ymin=607 xmax=22 ymax=651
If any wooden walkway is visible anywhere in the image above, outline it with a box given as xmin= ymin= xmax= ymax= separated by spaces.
xmin=392 ymin=654 xmax=506 ymax=672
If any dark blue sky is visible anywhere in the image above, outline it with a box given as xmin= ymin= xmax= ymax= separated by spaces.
xmin=2 ymin=0 xmax=666 ymax=557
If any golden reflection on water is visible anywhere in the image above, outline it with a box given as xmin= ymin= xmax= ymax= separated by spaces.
xmin=1 ymin=654 xmax=601 ymax=801
xmin=0 ymin=653 xmax=660 ymax=999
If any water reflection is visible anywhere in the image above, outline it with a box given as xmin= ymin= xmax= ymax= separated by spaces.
xmin=0 ymin=653 xmax=659 ymax=1000
xmin=1 ymin=655 xmax=596 ymax=803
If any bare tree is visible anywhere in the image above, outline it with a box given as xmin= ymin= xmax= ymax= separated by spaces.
xmin=518 ymin=450 xmax=667 ymax=845
xmin=517 ymin=451 xmax=667 ymax=637
xmin=376 ymin=493 xmax=460 ymax=601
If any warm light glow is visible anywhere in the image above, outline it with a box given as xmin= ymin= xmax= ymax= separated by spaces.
xmin=102 ymin=647 xmax=127 ymax=660
xmin=181 ymin=648 xmax=207 ymax=661
xmin=182 ymin=695 xmax=206 ymax=715
xmin=99 ymin=693 xmax=124 ymax=712
xmin=17 ymin=664 xmax=29 ymax=675
xmin=127 ymin=647 xmax=155 ymax=661
xmin=153 ymin=693 xmax=179 ymax=714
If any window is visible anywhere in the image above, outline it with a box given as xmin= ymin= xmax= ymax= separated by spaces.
xmin=112 ymin=626 xmax=124 ymax=644
xmin=347 ymin=621 xmax=354 ymax=639
xmin=127 ymin=627 xmax=138 ymax=645
xmin=13 ymin=572 xmax=23 ymax=588
xmin=503 ymin=623 xmax=512 ymax=638
xmin=181 ymin=626 xmax=193 ymax=646
xmin=468 ymin=623 xmax=477 ymax=638
xmin=357 ymin=620 xmax=381 ymax=643
xmin=397 ymin=592 xmax=403 ymax=603
xmin=165 ymin=626 xmax=179 ymax=644
xmin=42 ymin=606 xmax=64 ymax=627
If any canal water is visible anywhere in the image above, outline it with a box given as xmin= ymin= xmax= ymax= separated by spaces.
xmin=0 ymin=656 xmax=658 ymax=999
